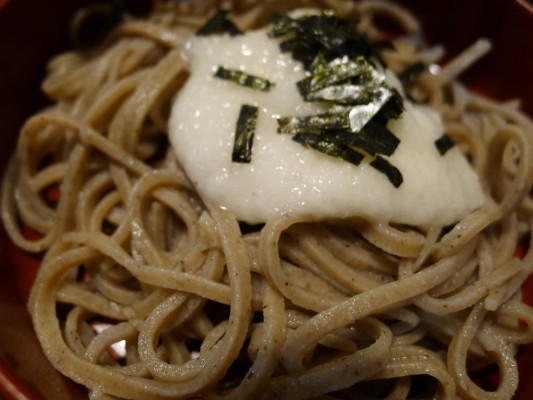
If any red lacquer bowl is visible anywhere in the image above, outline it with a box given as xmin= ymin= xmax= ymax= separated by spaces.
xmin=1 ymin=0 xmax=533 ymax=399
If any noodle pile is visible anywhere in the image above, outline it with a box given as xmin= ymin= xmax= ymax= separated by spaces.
xmin=3 ymin=1 xmax=533 ymax=399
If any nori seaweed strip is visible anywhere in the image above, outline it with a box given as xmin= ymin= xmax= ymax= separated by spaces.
xmin=197 ymin=10 xmax=242 ymax=36
xmin=269 ymin=11 xmax=375 ymax=65
xmin=277 ymin=110 xmax=351 ymax=135
xmin=435 ymin=134 xmax=455 ymax=156
xmin=378 ymin=89 xmax=404 ymax=120
xmin=268 ymin=12 xmax=303 ymax=37
xmin=232 ymin=105 xmax=258 ymax=163
xmin=297 ymin=56 xmax=380 ymax=97
xmin=323 ymin=120 xmax=400 ymax=157
xmin=346 ymin=88 xmax=393 ymax=132
xmin=214 ymin=67 xmax=274 ymax=92
xmin=370 ymin=156 xmax=403 ymax=188
xmin=293 ymin=133 xmax=365 ymax=166
xmin=303 ymin=84 xmax=380 ymax=105
xmin=278 ymin=38 xmax=318 ymax=67
xmin=296 ymin=12 xmax=371 ymax=59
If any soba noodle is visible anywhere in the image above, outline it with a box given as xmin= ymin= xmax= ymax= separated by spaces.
xmin=3 ymin=1 xmax=533 ymax=399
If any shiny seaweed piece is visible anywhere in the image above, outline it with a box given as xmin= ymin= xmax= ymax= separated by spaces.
xmin=293 ymin=133 xmax=365 ymax=166
xmin=297 ymin=56 xmax=382 ymax=98
xmin=277 ymin=110 xmax=351 ymax=136
xmin=214 ymin=67 xmax=274 ymax=92
xmin=232 ymin=105 xmax=258 ymax=163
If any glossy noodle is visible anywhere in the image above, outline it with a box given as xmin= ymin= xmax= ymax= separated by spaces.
xmin=3 ymin=1 xmax=533 ymax=399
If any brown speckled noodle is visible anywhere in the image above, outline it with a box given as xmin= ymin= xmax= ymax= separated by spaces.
xmin=2 ymin=1 xmax=533 ymax=399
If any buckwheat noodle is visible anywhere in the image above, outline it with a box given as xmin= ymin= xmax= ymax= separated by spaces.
xmin=3 ymin=1 xmax=533 ymax=399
